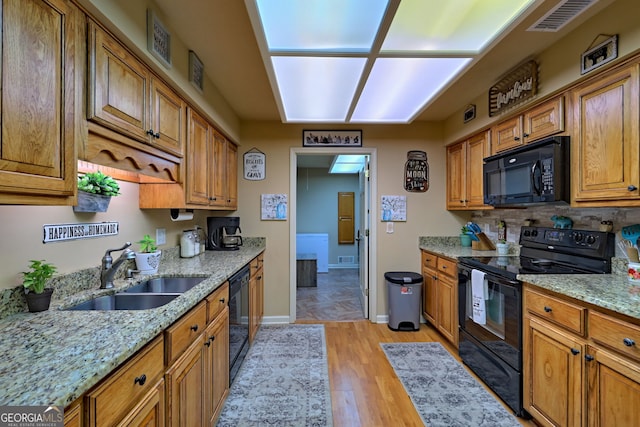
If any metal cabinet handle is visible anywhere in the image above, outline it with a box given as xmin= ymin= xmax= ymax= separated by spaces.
xmin=523 ymin=133 xmax=530 ymax=138
xmin=570 ymin=348 xmax=580 ymax=355
xmin=190 ymin=325 xmax=199 ymax=332
xmin=585 ymin=354 xmax=594 ymax=362
xmin=514 ymin=136 xmax=520 ymax=141
xmin=134 ymin=374 xmax=147 ymax=386
xmin=219 ymin=298 xmax=226 ymax=304
xmin=628 ymin=185 xmax=638 ymax=191
xmin=623 ymin=338 xmax=636 ymax=347
xmin=543 ymin=306 xmax=552 ymax=313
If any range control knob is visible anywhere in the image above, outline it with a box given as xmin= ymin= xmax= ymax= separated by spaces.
xmin=531 ymin=230 xmax=538 ymax=237
xmin=585 ymin=234 xmax=596 ymax=245
xmin=574 ymin=232 xmax=584 ymax=242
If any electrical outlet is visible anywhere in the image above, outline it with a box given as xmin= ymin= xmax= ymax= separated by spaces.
xmin=156 ymin=228 xmax=166 ymax=245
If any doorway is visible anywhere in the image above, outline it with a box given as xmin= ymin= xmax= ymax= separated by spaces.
xmin=289 ymin=147 xmax=377 ymax=323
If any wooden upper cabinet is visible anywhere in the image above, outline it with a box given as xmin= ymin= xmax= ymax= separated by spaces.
xmin=87 ymin=21 xmax=184 ymax=158
xmin=0 ymin=0 xmax=81 ymax=205
xmin=185 ymin=108 xmax=212 ymax=206
xmin=446 ymin=130 xmax=491 ymax=210
xmin=571 ymin=64 xmax=640 ymax=205
xmin=212 ymin=131 xmax=237 ymax=209
xmin=491 ymin=96 xmax=565 ymax=155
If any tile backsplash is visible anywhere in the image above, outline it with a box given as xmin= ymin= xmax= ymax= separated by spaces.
xmin=471 ymin=205 xmax=640 ymax=258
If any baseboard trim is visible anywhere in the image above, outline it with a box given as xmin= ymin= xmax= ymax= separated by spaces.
xmin=262 ymin=315 xmax=291 ymax=324
xmin=327 ymin=263 xmax=359 ymax=269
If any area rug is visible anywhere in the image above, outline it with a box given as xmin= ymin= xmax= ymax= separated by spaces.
xmin=381 ymin=342 xmax=521 ymax=427
xmin=216 ymin=324 xmax=333 ymax=426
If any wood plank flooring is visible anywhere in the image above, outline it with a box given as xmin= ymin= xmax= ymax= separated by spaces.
xmin=296 ymin=268 xmax=364 ymax=321
xmin=295 ymin=268 xmax=534 ymax=426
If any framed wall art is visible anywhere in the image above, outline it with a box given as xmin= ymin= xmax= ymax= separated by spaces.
xmin=147 ymin=9 xmax=172 ymax=68
xmin=261 ymin=194 xmax=287 ymax=220
xmin=581 ymin=34 xmax=618 ymax=75
xmin=303 ymin=130 xmax=362 ymax=147
xmin=189 ymin=50 xmax=204 ymax=92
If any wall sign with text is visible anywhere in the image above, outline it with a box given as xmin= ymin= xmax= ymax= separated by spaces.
xmin=43 ymin=222 xmax=119 ymax=243
xmin=243 ymin=149 xmax=266 ymax=180
xmin=489 ymin=60 xmax=538 ymax=117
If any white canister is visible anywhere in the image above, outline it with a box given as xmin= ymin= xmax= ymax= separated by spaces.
xmin=629 ymin=262 xmax=640 ymax=282
xmin=180 ymin=230 xmax=196 ymax=258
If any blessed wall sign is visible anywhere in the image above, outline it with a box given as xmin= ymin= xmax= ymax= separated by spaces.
xmin=489 ymin=60 xmax=538 ymax=117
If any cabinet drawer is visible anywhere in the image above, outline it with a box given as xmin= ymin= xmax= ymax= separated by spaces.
xmin=525 ymin=288 xmax=585 ymax=335
xmin=86 ymin=335 xmax=164 ymax=426
xmin=590 ymin=311 xmax=640 ymax=361
xmin=207 ymin=282 xmax=229 ymax=323
xmin=437 ymin=257 xmax=457 ymax=278
xmin=421 ymin=251 xmax=437 ymax=270
xmin=165 ymin=301 xmax=206 ymax=364
xmin=250 ymin=254 xmax=264 ymax=275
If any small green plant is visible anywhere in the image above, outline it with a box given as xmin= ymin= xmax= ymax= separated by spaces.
xmin=22 ymin=260 xmax=57 ymax=294
xmin=137 ymin=234 xmax=157 ymax=253
xmin=78 ymin=171 xmax=120 ymax=196
xmin=461 ymin=225 xmax=470 ymax=234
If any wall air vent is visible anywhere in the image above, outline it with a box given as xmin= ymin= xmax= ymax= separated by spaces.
xmin=527 ymin=0 xmax=598 ymax=32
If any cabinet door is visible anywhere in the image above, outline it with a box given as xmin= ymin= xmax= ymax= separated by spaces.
xmin=249 ymin=274 xmax=259 ymax=343
xmin=572 ymin=65 xmax=640 ymax=204
xmin=586 ymin=345 xmax=640 ymax=427
xmin=226 ymin=142 xmax=238 ymax=209
xmin=117 ymin=378 xmax=165 ymax=427
xmin=338 ymin=192 xmax=355 ymax=244
xmin=492 ymin=116 xmax=523 ymax=154
xmin=211 ymin=131 xmax=228 ymax=207
xmin=437 ymin=273 xmax=457 ymax=346
xmin=523 ymin=96 xmax=564 ymax=142
xmin=204 ymin=308 xmax=229 ymax=426
xmin=87 ymin=21 xmax=149 ymax=142
xmin=465 ymin=131 xmax=491 ymax=209
xmin=0 ymin=0 xmax=78 ymax=203
xmin=446 ymin=142 xmax=466 ymax=209
xmin=186 ymin=108 xmax=212 ymax=205
xmin=523 ymin=316 xmax=584 ymax=427
xmin=150 ymin=77 xmax=185 ymax=157
xmin=166 ymin=338 xmax=205 ymax=427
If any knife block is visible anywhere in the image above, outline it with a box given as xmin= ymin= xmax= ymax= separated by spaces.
xmin=471 ymin=233 xmax=496 ymax=250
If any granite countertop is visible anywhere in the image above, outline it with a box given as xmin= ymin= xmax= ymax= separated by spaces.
xmin=0 ymin=240 xmax=265 ymax=407
xmin=419 ymin=236 xmax=640 ymax=323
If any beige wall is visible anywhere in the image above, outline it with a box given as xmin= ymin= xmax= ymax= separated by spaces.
xmin=236 ymin=122 xmax=467 ymax=318
xmin=443 ymin=0 xmax=640 ymax=144
xmin=0 ymin=181 xmax=211 ymax=289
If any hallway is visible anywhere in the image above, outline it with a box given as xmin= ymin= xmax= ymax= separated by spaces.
xmin=296 ymin=268 xmax=364 ymax=321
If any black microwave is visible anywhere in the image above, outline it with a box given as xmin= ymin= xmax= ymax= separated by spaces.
xmin=483 ymin=136 xmax=569 ymax=207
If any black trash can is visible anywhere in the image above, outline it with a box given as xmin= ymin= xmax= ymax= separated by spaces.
xmin=385 ymin=271 xmax=423 ymax=331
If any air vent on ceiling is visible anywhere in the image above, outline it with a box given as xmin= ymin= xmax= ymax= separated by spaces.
xmin=527 ymin=0 xmax=598 ymax=32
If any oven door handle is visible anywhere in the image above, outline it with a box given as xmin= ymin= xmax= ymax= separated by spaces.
xmin=474 ymin=271 xmax=520 ymax=288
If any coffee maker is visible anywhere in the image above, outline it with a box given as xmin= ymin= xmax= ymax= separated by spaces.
xmin=206 ymin=216 xmax=243 ymax=251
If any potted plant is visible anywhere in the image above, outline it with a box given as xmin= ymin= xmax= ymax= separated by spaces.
xmin=135 ymin=234 xmax=162 ymax=274
xmin=22 ymin=260 xmax=57 ymax=312
xmin=460 ymin=226 xmax=472 ymax=247
xmin=74 ymin=171 xmax=121 ymax=212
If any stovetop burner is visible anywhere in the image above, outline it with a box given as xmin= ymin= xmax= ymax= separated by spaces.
xmin=458 ymin=226 xmax=615 ymax=279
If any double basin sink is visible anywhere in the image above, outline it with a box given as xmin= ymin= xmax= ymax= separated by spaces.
xmin=66 ymin=276 xmax=207 ymax=311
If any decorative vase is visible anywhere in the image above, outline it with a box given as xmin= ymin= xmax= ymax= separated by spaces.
xmin=135 ymin=250 xmax=162 ymax=274
xmin=25 ymin=288 xmax=54 ymax=312
xmin=460 ymin=234 xmax=472 ymax=247
xmin=74 ymin=191 xmax=111 ymax=212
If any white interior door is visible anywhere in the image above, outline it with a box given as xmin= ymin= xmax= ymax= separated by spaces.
xmin=358 ymin=157 xmax=370 ymax=318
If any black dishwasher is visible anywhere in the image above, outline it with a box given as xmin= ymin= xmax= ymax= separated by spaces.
xmin=228 ymin=265 xmax=250 ymax=384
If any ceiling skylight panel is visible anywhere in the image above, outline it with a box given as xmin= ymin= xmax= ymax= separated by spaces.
xmin=382 ymin=0 xmax=536 ymax=53
xmin=351 ymin=57 xmax=471 ymax=123
xmin=255 ymin=0 xmax=389 ymax=52
xmin=271 ymin=56 xmax=366 ymax=122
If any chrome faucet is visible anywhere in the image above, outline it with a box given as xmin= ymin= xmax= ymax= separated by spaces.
xmin=101 ymin=242 xmax=136 ymax=289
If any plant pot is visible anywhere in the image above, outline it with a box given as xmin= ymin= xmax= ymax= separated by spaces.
xmin=74 ymin=191 xmax=111 ymax=212
xmin=135 ymin=250 xmax=162 ymax=274
xmin=460 ymin=234 xmax=472 ymax=247
xmin=25 ymin=288 xmax=53 ymax=312
xmin=496 ymin=243 xmax=509 ymax=255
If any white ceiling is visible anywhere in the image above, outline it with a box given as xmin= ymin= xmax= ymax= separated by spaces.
xmin=153 ymin=0 xmax=614 ymax=123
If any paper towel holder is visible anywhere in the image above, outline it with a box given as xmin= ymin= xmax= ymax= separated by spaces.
xmin=170 ymin=208 xmax=194 ymax=221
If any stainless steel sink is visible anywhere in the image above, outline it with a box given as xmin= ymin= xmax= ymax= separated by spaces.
xmin=123 ymin=276 xmax=206 ymax=294
xmin=66 ymin=293 xmax=179 ymax=311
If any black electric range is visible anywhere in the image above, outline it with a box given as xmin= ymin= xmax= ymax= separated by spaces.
xmin=458 ymin=226 xmax=615 ymax=279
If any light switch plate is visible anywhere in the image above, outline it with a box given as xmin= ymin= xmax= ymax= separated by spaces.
xmin=386 ymin=222 xmax=394 ymax=233
xmin=156 ymin=228 xmax=166 ymax=245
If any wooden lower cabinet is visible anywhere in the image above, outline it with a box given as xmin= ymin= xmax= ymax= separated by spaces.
xmin=166 ymin=337 xmax=205 ymax=427
xmin=420 ymin=250 xmax=457 ymax=347
xmin=117 ymin=379 xmax=165 ymax=427
xmin=249 ymin=254 xmax=264 ymax=343
xmin=64 ymin=399 xmax=83 ymax=427
xmin=524 ymin=285 xmax=640 ymax=427
xmin=205 ymin=308 xmax=230 ymax=425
